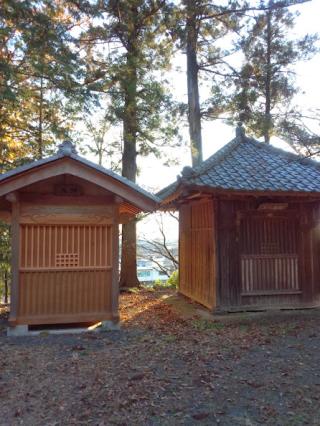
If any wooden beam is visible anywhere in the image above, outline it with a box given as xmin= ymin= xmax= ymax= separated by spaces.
xmin=161 ymin=183 xmax=320 ymax=208
xmin=0 ymin=158 xmax=157 ymax=212
xmin=19 ymin=193 xmax=115 ymax=205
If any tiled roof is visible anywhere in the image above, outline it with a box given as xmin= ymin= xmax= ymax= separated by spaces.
xmin=158 ymin=132 xmax=320 ymax=200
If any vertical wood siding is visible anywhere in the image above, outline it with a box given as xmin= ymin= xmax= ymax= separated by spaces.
xmin=18 ymin=224 xmax=113 ymax=323
xmin=20 ymin=224 xmax=112 ymax=270
xmin=217 ymin=199 xmax=319 ymax=310
xmin=217 ymin=200 xmax=246 ymax=307
xmin=240 ymin=216 xmax=300 ymax=295
xmin=179 ymin=199 xmax=216 ymax=309
xmin=311 ymin=203 xmax=320 ymax=301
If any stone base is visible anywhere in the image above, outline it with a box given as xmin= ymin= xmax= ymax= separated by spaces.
xmin=7 ymin=320 xmax=120 ymax=336
xmin=101 ymin=320 xmax=120 ymax=331
xmin=7 ymin=325 xmax=29 ymax=337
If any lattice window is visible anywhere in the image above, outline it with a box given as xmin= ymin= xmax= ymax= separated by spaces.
xmin=261 ymin=242 xmax=279 ymax=254
xmin=56 ymin=253 xmax=79 ymax=268
xmin=20 ymin=224 xmax=112 ymax=269
xmin=240 ymin=214 xmax=300 ymax=294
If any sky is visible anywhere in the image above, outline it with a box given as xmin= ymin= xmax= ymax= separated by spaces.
xmin=134 ymin=0 xmax=320 ymax=241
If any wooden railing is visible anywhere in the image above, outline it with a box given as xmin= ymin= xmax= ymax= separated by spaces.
xmin=241 ymin=254 xmax=300 ymax=295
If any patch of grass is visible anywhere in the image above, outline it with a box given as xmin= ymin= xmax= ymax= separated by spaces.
xmin=151 ymin=271 xmax=179 ymax=290
xmin=125 ymin=287 xmax=141 ymax=294
xmin=192 ymin=319 xmax=225 ymax=331
xmin=141 ymin=285 xmax=155 ymax=292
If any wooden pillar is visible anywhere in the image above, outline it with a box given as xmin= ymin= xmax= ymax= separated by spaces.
xmin=299 ymin=205 xmax=314 ymax=304
xmin=6 ymin=193 xmax=20 ymax=324
xmin=213 ymin=198 xmax=220 ymax=310
xmin=111 ymin=198 xmax=121 ymax=322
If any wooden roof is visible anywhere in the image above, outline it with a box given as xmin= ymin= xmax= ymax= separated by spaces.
xmin=0 ymin=141 xmax=159 ymax=213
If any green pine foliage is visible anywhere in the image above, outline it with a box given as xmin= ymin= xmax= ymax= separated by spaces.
xmin=0 ymin=0 xmax=87 ymax=164
xmin=228 ymin=2 xmax=318 ymax=145
xmin=80 ymin=0 xmax=181 ymax=166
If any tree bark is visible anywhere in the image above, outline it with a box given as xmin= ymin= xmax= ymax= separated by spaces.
xmin=186 ymin=0 xmax=202 ymax=167
xmin=38 ymin=76 xmax=44 ymax=158
xmin=264 ymin=8 xmax=272 ymax=144
xmin=119 ymin=43 xmax=140 ymax=289
xmin=4 ymin=271 xmax=8 ymax=304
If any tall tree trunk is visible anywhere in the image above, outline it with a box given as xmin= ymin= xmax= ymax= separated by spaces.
xmin=4 ymin=271 xmax=8 ymax=304
xmin=264 ymin=9 xmax=272 ymax=144
xmin=98 ymin=143 xmax=103 ymax=166
xmin=119 ymin=45 xmax=140 ymax=289
xmin=186 ymin=0 xmax=202 ymax=167
xmin=38 ymin=76 xmax=44 ymax=158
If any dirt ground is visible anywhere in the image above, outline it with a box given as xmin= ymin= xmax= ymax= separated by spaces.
xmin=1 ymin=289 xmax=320 ymax=425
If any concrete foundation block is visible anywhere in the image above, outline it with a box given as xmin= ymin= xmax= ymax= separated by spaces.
xmin=101 ymin=320 xmax=120 ymax=331
xmin=7 ymin=325 xmax=29 ymax=337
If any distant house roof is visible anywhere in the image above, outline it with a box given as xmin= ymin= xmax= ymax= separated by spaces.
xmin=158 ymin=125 xmax=320 ymax=202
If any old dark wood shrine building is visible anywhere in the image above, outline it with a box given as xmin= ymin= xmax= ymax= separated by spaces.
xmin=0 ymin=141 xmax=158 ymax=333
xmin=159 ymin=125 xmax=320 ymax=312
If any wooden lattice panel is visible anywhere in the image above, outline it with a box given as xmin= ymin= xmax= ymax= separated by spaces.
xmin=56 ymin=253 xmax=79 ymax=268
xmin=240 ymin=215 xmax=300 ymax=294
xmin=20 ymin=224 xmax=112 ymax=270
xmin=18 ymin=223 xmax=114 ymax=323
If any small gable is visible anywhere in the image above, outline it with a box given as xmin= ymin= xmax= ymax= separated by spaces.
xmin=0 ymin=141 xmax=159 ymax=221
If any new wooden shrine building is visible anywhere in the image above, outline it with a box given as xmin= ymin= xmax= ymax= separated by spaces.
xmin=0 ymin=141 xmax=158 ymax=332
xmin=159 ymin=124 xmax=320 ymax=312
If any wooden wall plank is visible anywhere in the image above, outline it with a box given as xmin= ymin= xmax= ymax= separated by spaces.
xmin=179 ymin=199 xmax=216 ymax=309
xmin=16 ymin=222 xmax=115 ymax=325
xmin=18 ymin=270 xmax=112 ymax=321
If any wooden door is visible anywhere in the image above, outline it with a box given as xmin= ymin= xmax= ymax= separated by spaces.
xmin=240 ymin=214 xmax=300 ymax=296
xmin=18 ymin=224 xmax=113 ymax=324
xmin=179 ymin=199 xmax=216 ymax=309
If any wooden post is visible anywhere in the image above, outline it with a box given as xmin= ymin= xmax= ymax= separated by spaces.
xmin=6 ymin=193 xmax=20 ymax=324
xmin=111 ymin=199 xmax=120 ymax=323
xmin=213 ymin=198 xmax=219 ymax=310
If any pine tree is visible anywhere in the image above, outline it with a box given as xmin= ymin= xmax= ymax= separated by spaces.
xmin=81 ymin=0 xmax=179 ymax=288
xmin=0 ymin=0 xmax=86 ymax=163
xmin=229 ymin=2 xmax=317 ymax=144
xmin=178 ymin=0 xmax=241 ymax=166
xmin=169 ymin=0 xmax=312 ymax=164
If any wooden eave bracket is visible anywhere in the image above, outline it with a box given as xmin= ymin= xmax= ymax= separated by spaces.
xmin=5 ymin=192 xmax=19 ymax=204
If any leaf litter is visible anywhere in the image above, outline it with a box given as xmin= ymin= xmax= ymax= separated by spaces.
xmin=1 ymin=289 xmax=320 ymax=425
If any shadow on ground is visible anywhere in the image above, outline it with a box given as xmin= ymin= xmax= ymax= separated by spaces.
xmin=1 ymin=289 xmax=320 ymax=425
